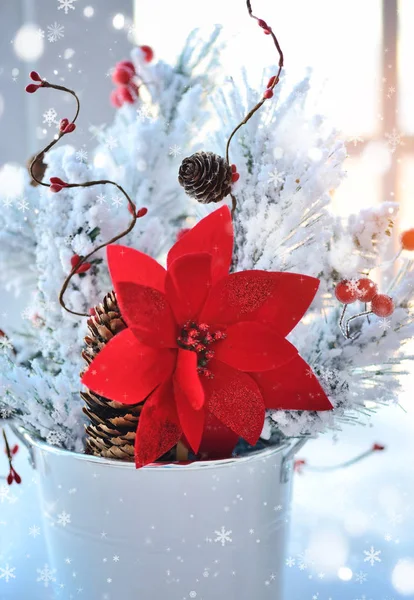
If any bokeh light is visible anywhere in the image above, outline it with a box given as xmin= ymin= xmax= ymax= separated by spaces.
xmin=14 ymin=24 xmax=44 ymax=62
xmin=392 ymin=559 xmax=414 ymax=595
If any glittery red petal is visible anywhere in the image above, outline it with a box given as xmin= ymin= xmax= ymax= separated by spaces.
xmin=174 ymin=348 xmax=205 ymax=409
xmin=215 ymin=321 xmax=298 ymax=372
xmin=173 ymin=378 xmax=205 ymax=454
xmin=134 ymin=380 xmax=182 ymax=467
xmin=202 ymin=359 xmax=265 ymax=445
xmin=116 ymin=282 xmax=178 ymax=348
xmin=167 ymin=206 xmax=233 ymax=284
xmin=107 ymin=245 xmax=166 ymax=293
xmin=81 ymin=329 xmax=176 ymax=405
xmin=200 ymin=271 xmax=319 ymax=337
xmin=251 ymin=355 xmax=333 ymax=411
xmin=197 ymin=412 xmax=240 ymax=459
xmin=165 ymin=253 xmax=212 ymax=323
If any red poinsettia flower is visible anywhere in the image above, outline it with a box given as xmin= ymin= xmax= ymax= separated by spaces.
xmin=82 ymin=206 xmax=332 ymax=467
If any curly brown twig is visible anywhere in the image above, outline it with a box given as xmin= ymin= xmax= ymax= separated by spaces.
xmin=226 ymin=0 xmax=284 ymax=214
xmin=27 ymin=76 xmax=146 ymax=318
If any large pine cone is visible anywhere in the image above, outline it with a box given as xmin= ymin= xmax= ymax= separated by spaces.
xmin=81 ymin=292 xmax=140 ymax=460
xmin=178 ymin=151 xmax=232 ymax=204
xmin=81 ymin=292 xmax=180 ymax=462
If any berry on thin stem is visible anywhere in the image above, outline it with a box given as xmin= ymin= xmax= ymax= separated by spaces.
xmin=140 ymin=45 xmax=154 ymax=63
xmin=263 ymin=89 xmax=273 ymax=99
xmin=357 ymin=277 xmax=378 ymax=302
xmin=335 ymin=280 xmax=358 ymax=304
xmin=371 ymin=294 xmax=395 ymax=317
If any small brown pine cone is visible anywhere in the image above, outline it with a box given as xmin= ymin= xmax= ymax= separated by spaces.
xmin=27 ymin=152 xmax=47 ymax=187
xmin=178 ymin=151 xmax=232 ymax=204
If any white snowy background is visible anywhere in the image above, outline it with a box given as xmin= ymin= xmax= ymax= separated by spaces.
xmin=1 ymin=1 xmax=414 ymax=599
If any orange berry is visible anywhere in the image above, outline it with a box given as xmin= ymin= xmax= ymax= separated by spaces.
xmin=400 ymin=228 xmax=414 ymax=251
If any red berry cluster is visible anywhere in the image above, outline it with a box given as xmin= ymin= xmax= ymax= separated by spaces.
xmin=4 ymin=443 xmax=21 ymax=485
xmin=335 ymin=277 xmax=394 ymax=318
xmin=25 ymin=70 xmax=45 ymax=93
xmin=71 ymin=254 xmax=91 ymax=274
xmin=257 ymin=18 xmax=272 ymax=35
xmin=231 ymin=164 xmax=240 ymax=183
xmin=263 ymin=75 xmax=278 ymax=99
xmin=110 ymin=46 xmax=154 ymax=109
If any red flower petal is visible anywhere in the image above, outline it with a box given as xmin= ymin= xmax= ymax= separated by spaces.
xmin=251 ymin=355 xmax=333 ymax=411
xmin=197 ymin=412 xmax=240 ymax=459
xmin=173 ymin=379 xmax=205 ymax=454
xmin=201 ymin=271 xmax=319 ymax=337
xmin=215 ymin=321 xmax=297 ymax=371
xmin=167 ymin=206 xmax=233 ymax=284
xmin=174 ymin=348 xmax=204 ymax=409
xmin=134 ymin=380 xmax=182 ymax=467
xmin=202 ymin=359 xmax=265 ymax=445
xmin=81 ymin=329 xmax=176 ymax=405
xmin=165 ymin=253 xmax=212 ymax=324
xmin=107 ymin=245 xmax=166 ymax=293
xmin=116 ymin=283 xmax=178 ymax=348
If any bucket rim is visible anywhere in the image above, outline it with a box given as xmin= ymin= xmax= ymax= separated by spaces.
xmin=13 ymin=426 xmax=290 ymax=471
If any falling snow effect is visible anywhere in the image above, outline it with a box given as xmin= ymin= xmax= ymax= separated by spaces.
xmin=36 ymin=564 xmax=57 ymax=587
xmin=57 ymin=511 xmax=71 ymax=526
xmin=214 ymin=526 xmax=232 ymax=547
xmin=57 ymin=0 xmax=77 ymax=14
xmin=363 ymin=546 xmax=382 ymax=566
xmin=47 ymin=22 xmax=64 ymax=42
xmin=0 ymin=564 xmax=16 ymax=583
xmin=42 ymin=108 xmax=58 ymax=127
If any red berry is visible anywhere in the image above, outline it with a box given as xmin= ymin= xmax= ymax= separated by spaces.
xmin=50 ymin=177 xmax=67 ymax=186
xmin=257 ymin=19 xmax=268 ymax=28
xmin=372 ymin=443 xmax=385 ymax=451
xmin=7 ymin=473 xmax=13 ymax=485
xmin=117 ymin=85 xmax=135 ymax=104
xmin=140 ymin=45 xmax=154 ymax=63
xmin=50 ymin=184 xmax=63 ymax=193
xmin=128 ymin=202 xmax=136 ymax=216
xmin=11 ymin=444 xmax=19 ymax=455
xmin=112 ymin=64 xmax=135 ymax=85
xmin=110 ymin=88 xmax=123 ymax=108
xmin=136 ymin=207 xmax=148 ymax=218
xmin=30 ymin=70 xmax=42 ymax=82
xmin=400 ymin=228 xmax=414 ymax=251
xmin=231 ymin=164 xmax=237 ymax=173
xmin=356 ymin=277 xmax=378 ymax=302
xmin=13 ymin=470 xmax=21 ymax=484
xmin=26 ymin=83 xmax=41 ymax=94
xmin=263 ymin=89 xmax=274 ymax=99
xmin=59 ymin=118 xmax=69 ymax=132
xmin=231 ymin=172 xmax=240 ymax=183
xmin=63 ymin=123 xmax=76 ymax=133
xmin=118 ymin=60 xmax=136 ymax=74
xmin=263 ymin=29 xmax=272 ymax=35
xmin=267 ymin=76 xmax=277 ymax=88
xmin=334 ymin=279 xmax=359 ymax=304
xmin=371 ymin=294 xmax=395 ymax=317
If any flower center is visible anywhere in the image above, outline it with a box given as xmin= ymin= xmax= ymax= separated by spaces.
xmin=177 ymin=321 xmax=226 ymax=378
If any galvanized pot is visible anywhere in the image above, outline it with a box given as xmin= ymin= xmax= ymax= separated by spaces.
xmin=15 ymin=428 xmax=304 ymax=600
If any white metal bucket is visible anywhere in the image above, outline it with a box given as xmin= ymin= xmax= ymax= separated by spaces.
xmin=15 ymin=429 xmax=303 ymax=600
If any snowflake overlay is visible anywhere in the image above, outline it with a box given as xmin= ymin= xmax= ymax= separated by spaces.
xmin=0 ymin=564 xmax=16 ymax=583
xmin=57 ymin=0 xmax=77 ymax=14
xmin=43 ymin=108 xmax=58 ymax=128
xmin=363 ymin=546 xmax=382 ymax=566
xmin=214 ymin=526 xmax=232 ymax=547
xmin=47 ymin=23 xmax=64 ymax=42
xmin=57 ymin=511 xmax=71 ymax=527
xmin=36 ymin=564 xmax=57 ymax=587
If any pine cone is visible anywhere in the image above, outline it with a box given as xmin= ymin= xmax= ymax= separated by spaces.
xmin=178 ymin=151 xmax=232 ymax=204
xmin=81 ymin=292 xmax=178 ymax=462
xmin=27 ymin=152 xmax=46 ymax=187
